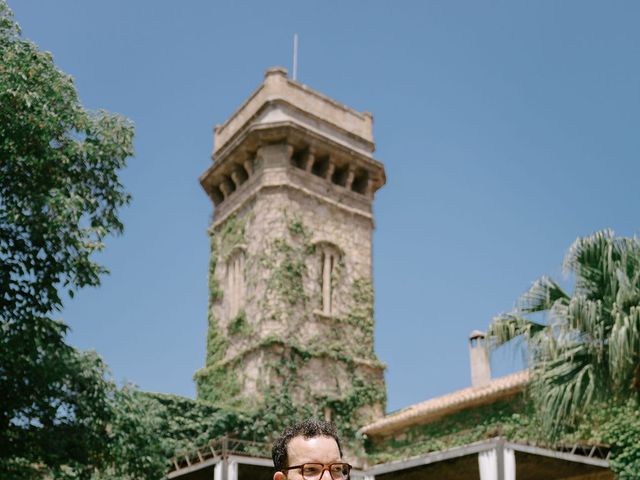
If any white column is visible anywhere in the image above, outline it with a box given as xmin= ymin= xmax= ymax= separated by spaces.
xmin=228 ymin=461 xmax=238 ymax=480
xmin=478 ymin=447 xmax=515 ymax=480
xmin=478 ymin=449 xmax=497 ymax=480
xmin=504 ymin=448 xmax=515 ymax=480
xmin=214 ymin=461 xmax=222 ymax=480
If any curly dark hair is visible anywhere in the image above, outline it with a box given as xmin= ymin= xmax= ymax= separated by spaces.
xmin=271 ymin=418 xmax=343 ymax=472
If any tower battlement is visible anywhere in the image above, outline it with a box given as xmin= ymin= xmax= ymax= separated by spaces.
xmin=213 ymin=66 xmax=374 ymax=156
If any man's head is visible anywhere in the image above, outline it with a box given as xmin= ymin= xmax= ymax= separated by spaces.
xmin=272 ymin=419 xmax=346 ymax=480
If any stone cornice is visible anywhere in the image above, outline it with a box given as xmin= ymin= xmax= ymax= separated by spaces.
xmin=194 ymin=339 xmax=385 ymax=380
xmin=200 ymin=121 xmax=385 ymax=197
xmin=209 ymin=166 xmax=374 ymax=231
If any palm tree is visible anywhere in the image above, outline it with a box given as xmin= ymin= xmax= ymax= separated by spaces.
xmin=488 ymin=229 xmax=640 ymax=437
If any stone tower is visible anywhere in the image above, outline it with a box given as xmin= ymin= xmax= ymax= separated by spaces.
xmin=195 ymin=67 xmax=386 ymax=425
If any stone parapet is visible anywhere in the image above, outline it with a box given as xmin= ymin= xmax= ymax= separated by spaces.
xmin=213 ymin=67 xmax=374 ymax=157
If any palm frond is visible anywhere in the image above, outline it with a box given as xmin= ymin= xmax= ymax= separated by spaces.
xmin=565 ymin=296 xmax=606 ymax=348
xmin=518 ymin=276 xmax=569 ymax=314
xmin=563 ymin=229 xmax=621 ymax=302
xmin=487 ymin=313 xmax=545 ymax=350
xmin=614 ymin=242 xmax=640 ymax=312
xmin=532 ymin=343 xmax=599 ymax=437
xmin=492 ymin=230 xmax=640 ymax=438
xmin=609 ymin=306 xmax=640 ymax=395
xmin=563 ymin=229 xmax=615 ymax=274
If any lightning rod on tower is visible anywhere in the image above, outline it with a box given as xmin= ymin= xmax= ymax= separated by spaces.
xmin=292 ymin=33 xmax=298 ymax=81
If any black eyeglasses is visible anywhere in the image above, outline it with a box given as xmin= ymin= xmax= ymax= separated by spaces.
xmin=282 ymin=462 xmax=352 ymax=480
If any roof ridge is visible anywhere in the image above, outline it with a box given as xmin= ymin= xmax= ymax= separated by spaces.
xmin=361 ymin=370 xmax=529 ymax=436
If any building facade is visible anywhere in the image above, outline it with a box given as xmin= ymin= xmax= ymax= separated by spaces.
xmin=168 ymin=68 xmax=615 ymax=480
xmin=195 ymin=67 xmax=386 ymax=425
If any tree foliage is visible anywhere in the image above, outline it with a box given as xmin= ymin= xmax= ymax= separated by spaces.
xmin=0 ymin=0 xmax=134 ymax=325
xmin=488 ymin=230 xmax=640 ymax=437
xmin=91 ymin=390 xmax=242 ymax=480
xmin=0 ymin=2 xmax=135 ymax=477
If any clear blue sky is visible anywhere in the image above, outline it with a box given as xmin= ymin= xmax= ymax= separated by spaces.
xmin=10 ymin=1 xmax=640 ymax=413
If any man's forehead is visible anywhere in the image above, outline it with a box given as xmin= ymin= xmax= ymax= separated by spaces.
xmin=287 ymin=435 xmax=341 ymax=464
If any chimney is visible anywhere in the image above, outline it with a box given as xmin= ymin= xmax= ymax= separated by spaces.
xmin=469 ymin=330 xmax=491 ymax=388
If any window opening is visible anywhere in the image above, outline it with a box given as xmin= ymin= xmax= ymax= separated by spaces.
xmin=312 ymin=155 xmax=330 ymax=178
xmin=321 ymin=248 xmax=339 ymax=315
xmin=351 ymin=169 xmax=369 ymax=194
xmin=227 ymin=250 xmax=245 ymax=318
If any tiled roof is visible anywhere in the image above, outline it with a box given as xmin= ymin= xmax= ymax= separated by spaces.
xmin=360 ymin=371 xmax=530 ymax=437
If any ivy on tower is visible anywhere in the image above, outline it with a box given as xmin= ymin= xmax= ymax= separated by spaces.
xmin=195 ymin=67 xmax=387 ymax=432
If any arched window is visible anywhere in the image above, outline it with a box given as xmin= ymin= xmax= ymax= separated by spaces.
xmin=318 ymin=244 xmax=341 ymax=316
xmin=227 ymin=249 xmax=245 ymax=318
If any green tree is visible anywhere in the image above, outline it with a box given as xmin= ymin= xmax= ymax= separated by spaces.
xmin=488 ymin=229 xmax=640 ymax=437
xmin=0 ymin=2 xmax=135 ymax=477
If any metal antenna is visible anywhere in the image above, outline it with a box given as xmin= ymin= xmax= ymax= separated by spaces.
xmin=292 ymin=33 xmax=298 ymax=81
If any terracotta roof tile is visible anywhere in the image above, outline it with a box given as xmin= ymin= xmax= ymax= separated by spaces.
xmin=360 ymin=371 xmax=529 ymax=437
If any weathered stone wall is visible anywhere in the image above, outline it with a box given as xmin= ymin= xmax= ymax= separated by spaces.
xmin=195 ymin=143 xmax=385 ymax=425
xmin=196 ymin=68 xmax=387 ymax=439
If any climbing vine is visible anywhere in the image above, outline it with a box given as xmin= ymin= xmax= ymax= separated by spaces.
xmin=227 ymin=309 xmax=250 ymax=336
xmin=121 ymin=210 xmax=640 ymax=477
xmin=259 ymin=213 xmax=314 ymax=308
xmin=233 ymin=338 xmax=386 ymax=456
xmin=197 ymin=214 xmax=247 ymax=405
xmin=97 ymin=388 xmax=640 ymax=478
xmin=341 ymin=278 xmax=375 ymax=359
xmin=573 ymin=400 xmax=640 ymax=478
xmin=365 ymin=396 xmax=536 ymax=463
xmin=266 ymin=238 xmax=309 ymax=306
xmin=135 ymin=216 xmax=640 ymax=477
xmin=204 ymin=233 xmax=225 ymax=367
xmin=365 ymin=394 xmax=640 ymax=478
xmin=217 ymin=214 xmax=247 ymax=261
xmin=196 ymin=212 xmax=385 ymax=455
